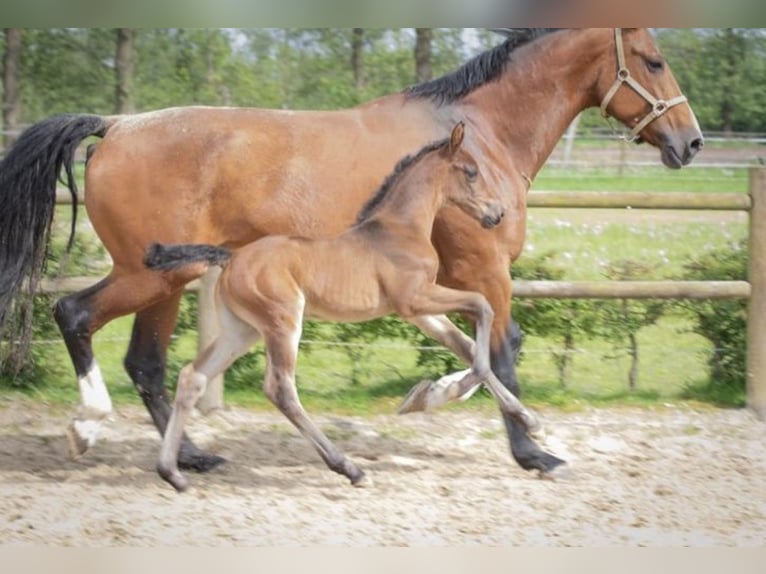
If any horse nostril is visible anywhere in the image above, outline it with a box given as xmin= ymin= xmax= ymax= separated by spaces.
xmin=690 ymin=138 xmax=704 ymax=153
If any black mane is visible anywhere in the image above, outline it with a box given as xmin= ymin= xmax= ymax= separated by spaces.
xmin=355 ymin=137 xmax=450 ymax=225
xmin=405 ymin=28 xmax=564 ymax=105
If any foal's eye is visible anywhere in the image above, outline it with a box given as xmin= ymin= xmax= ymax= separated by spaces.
xmin=463 ymin=166 xmax=478 ymax=182
xmin=645 ymin=58 xmax=664 ymax=73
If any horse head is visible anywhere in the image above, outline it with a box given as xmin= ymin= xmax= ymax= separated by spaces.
xmin=441 ymin=122 xmax=505 ymax=229
xmin=595 ymin=28 xmax=704 ymax=169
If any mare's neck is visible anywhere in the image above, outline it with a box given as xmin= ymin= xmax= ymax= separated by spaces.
xmin=457 ymin=29 xmax=606 ymax=180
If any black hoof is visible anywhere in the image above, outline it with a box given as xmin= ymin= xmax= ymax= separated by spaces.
xmin=521 ymin=451 xmax=566 ymax=475
xmin=538 ymin=462 xmax=572 ymax=481
xmin=177 ymin=445 xmax=227 ymax=473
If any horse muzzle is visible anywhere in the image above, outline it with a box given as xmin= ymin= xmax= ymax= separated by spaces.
xmin=481 ymin=205 xmax=505 ymax=229
xmin=660 ymin=129 xmax=704 ymax=170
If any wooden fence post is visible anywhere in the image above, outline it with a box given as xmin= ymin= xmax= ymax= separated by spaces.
xmin=747 ymin=167 xmax=766 ymax=420
xmin=194 ymin=266 xmax=224 ymax=414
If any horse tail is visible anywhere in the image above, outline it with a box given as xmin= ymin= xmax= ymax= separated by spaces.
xmin=144 ymin=243 xmax=232 ymax=272
xmin=0 ymin=113 xmax=111 ymax=372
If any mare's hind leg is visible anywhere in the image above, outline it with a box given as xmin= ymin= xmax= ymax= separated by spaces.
xmin=54 ymin=278 xmax=115 ymax=458
xmin=53 ymin=267 xmax=219 ymax=469
xmin=125 ymin=292 xmax=224 ymax=472
xmin=158 ymin=304 xmax=261 ymax=492
xmin=263 ymin=325 xmax=366 ymax=486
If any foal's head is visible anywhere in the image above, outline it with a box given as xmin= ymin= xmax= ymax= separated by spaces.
xmin=435 ymin=122 xmax=505 ymax=229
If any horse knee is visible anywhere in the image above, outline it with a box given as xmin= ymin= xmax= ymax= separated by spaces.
xmin=124 ymin=351 xmax=167 ymax=400
xmin=175 ymin=365 xmax=207 ymax=409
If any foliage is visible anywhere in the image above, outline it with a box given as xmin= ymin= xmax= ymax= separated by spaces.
xmin=678 ymin=239 xmax=747 ymax=405
xmin=597 ymin=260 xmax=668 ymax=390
xmin=11 ymin=28 xmax=766 ymax=133
xmin=512 ymin=252 xmax=604 ymax=387
xmin=656 ymin=28 xmax=766 ymax=133
xmin=0 ymin=294 xmax=67 ymax=388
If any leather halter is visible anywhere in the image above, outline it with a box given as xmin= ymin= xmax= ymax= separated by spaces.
xmin=600 ymin=28 xmax=688 ymax=142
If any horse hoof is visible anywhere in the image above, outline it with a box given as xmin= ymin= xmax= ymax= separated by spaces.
xmin=65 ymin=423 xmax=89 ymax=459
xmin=397 ymin=380 xmax=433 ymax=414
xmin=351 ymin=472 xmax=372 ymax=488
xmin=538 ymin=462 xmax=572 ymax=482
xmin=177 ymin=449 xmax=227 ymax=473
xmin=157 ymin=464 xmax=190 ymax=493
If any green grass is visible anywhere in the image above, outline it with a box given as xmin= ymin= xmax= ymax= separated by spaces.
xmin=535 ymin=165 xmax=748 ymax=193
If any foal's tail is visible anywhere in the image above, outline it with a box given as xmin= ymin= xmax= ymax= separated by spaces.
xmin=0 ymin=113 xmax=112 ymax=372
xmin=144 ymin=243 xmax=232 ymax=273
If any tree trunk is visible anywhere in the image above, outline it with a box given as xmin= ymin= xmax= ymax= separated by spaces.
xmin=351 ymin=28 xmax=364 ymax=91
xmin=2 ymin=28 xmax=23 ymax=150
xmin=414 ymin=28 xmax=433 ymax=83
xmin=719 ymin=28 xmax=742 ymax=136
xmin=627 ymin=331 xmax=639 ymax=391
xmin=114 ymin=28 xmax=136 ymax=114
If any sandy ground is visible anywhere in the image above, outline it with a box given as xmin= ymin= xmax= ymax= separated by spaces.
xmin=0 ymin=398 xmax=764 ymax=547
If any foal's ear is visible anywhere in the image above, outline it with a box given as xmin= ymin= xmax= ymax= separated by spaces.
xmin=448 ymin=122 xmax=465 ymax=156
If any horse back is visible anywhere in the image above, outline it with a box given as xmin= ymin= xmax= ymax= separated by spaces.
xmin=83 ymin=103 xmax=443 ymax=261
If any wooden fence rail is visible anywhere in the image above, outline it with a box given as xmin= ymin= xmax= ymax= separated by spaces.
xmin=46 ymin=168 xmax=766 ymax=419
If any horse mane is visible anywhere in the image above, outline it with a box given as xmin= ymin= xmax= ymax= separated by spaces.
xmin=355 ymin=136 xmax=450 ymax=225
xmin=404 ymin=28 xmax=565 ymax=105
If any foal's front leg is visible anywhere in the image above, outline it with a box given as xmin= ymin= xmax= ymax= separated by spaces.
xmin=399 ymin=315 xmax=480 ymax=413
xmin=398 ymin=286 xmax=539 ymax=434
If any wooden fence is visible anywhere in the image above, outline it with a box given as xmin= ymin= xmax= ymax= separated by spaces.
xmin=44 ymin=168 xmax=766 ymax=419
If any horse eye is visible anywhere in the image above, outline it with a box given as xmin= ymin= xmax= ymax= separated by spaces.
xmin=645 ymin=58 xmax=664 ymax=73
xmin=463 ymin=166 xmax=478 ymax=182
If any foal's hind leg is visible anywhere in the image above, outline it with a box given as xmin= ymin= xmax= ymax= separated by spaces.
xmin=262 ymin=325 xmax=366 ymax=486
xmin=157 ymin=304 xmax=261 ymax=492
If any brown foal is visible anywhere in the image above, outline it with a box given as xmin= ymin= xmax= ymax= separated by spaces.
xmin=145 ymin=123 xmax=540 ymax=491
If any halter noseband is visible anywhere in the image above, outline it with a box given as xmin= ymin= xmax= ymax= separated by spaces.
xmin=599 ymin=28 xmax=688 ymax=142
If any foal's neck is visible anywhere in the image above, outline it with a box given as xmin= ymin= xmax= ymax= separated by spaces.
xmin=365 ymin=168 xmax=444 ymax=239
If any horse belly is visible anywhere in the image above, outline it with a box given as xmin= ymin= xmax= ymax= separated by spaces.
xmin=303 ymin=279 xmax=392 ymax=323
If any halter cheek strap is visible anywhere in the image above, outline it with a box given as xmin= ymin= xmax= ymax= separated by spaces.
xmin=600 ymin=28 xmax=688 ymax=142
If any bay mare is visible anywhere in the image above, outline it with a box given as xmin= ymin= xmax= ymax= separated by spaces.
xmin=145 ymin=123 xmax=541 ymax=492
xmin=0 ymin=29 xmax=702 ymax=478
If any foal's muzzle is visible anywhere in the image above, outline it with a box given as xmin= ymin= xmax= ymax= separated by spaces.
xmin=481 ymin=206 xmax=505 ymax=229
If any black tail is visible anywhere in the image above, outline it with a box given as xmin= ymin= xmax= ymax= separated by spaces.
xmin=144 ymin=243 xmax=232 ymax=272
xmin=0 ymin=114 xmax=109 ymax=372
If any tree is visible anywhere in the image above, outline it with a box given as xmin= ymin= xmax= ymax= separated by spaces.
xmin=657 ymin=28 xmax=766 ymax=133
xmin=598 ymin=261 xmax=667 ymax=390
xmin=114 ymin=28 xmax=136 ymax=114
xmin=512 ymin=252 xmax=602 ymax=388
xmin=351 ymin=28 xmax=364 ymax=91
xmin=2 ymin=28 xmax=22 ymax=149
xmin=414 ymin=28 xmax=433 ymax=82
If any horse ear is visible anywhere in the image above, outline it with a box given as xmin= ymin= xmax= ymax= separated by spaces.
xmin=449 ymin=122 xmax=465 ymax=155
